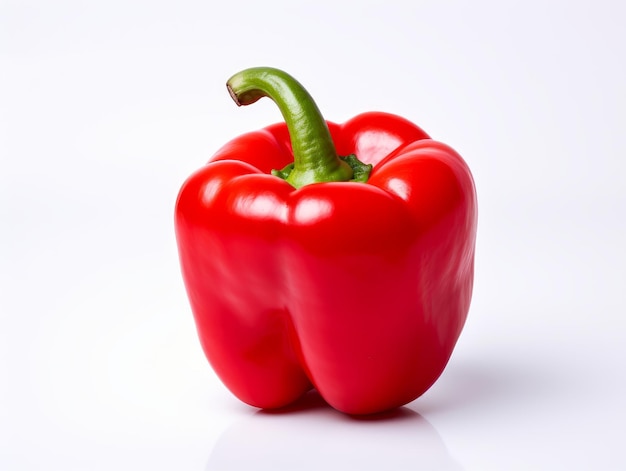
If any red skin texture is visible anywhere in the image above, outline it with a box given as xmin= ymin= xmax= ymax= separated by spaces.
xmin=175 ymin=112 xmax=477 ymax=415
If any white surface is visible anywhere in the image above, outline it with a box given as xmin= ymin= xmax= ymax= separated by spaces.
xmin=1 ymin=1 xmax=625 ymax=470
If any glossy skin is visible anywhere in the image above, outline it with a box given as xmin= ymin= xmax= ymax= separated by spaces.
xmin=175 ymin=112 xmax=477 ymax=415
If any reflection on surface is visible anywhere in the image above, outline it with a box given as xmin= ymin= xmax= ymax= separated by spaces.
xmin=206 ymin=391 xmax=462 ymax=470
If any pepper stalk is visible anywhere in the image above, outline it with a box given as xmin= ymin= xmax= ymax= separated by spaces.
xmin=226 ymin=67 xmax=372 ymax=189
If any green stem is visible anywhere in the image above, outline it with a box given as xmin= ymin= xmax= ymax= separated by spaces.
xmin=226 ymin=67 xmax=357 ymax=189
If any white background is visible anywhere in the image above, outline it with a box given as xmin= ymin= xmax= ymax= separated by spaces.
xmin=1 ymin=1 xmax=625 ymax=470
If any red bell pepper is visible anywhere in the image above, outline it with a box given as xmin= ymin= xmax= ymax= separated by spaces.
xmin=175 ymin=67 xmax=477 ymax=415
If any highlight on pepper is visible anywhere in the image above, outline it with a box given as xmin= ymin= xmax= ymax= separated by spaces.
xmin=175 ymin=66 xmax=477 ymax=415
